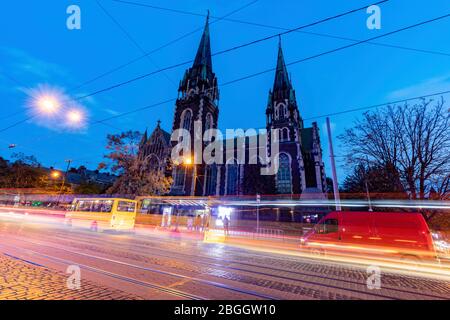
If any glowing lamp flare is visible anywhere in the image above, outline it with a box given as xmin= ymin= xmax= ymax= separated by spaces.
xmin=51 ymin=171 xmax=61 ymax=178
xmin=183 ymin=156 xmax=193 ymax=165
xmin=37 ymin=96 xmax=60 ymax=114
xmin=67 ymin=109 xmax=83 ymax=124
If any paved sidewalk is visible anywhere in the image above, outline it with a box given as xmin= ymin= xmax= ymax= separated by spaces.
xmin=0 ymin=254 xmax=142 ymax=300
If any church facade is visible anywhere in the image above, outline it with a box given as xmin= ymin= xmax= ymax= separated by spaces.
xmin=138 ymin=16 xmax=327 ymax=198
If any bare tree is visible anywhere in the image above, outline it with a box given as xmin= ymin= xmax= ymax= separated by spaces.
xmin=340 ymin=98 xmax=450 ymax=207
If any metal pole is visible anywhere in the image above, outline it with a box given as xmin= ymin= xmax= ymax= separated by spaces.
xmin=326 ymin=118 xmax=341 ymax=211
xmin=256 ymin=193 xmax=260 ymax=231
xmin=365 ymin=156 xmax=373 ymax=212
xmin=56 ymin=159 xmax=72 ymax=206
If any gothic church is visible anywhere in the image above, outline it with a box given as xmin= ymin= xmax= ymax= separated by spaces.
xmin=138 ymin=15 xmax=326 ymax=198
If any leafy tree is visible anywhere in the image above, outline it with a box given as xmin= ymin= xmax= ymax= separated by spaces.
xmin=100 ymin=131 xmax=172 ymax=196
xmin=98 ymin=130 xmax=142 ymax=174
xmin=11 ymin=152 xmax=40 ymax=167
xmin=107 ymin=163 xmax=172 ymax=196
xmin=0 ymin=154 xmax=50 ymax=189
xmin=74 ymin=181 xmax=105 ymax=195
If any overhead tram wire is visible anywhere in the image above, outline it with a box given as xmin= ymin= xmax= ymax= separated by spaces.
xmin=0 ymin=116 xmax=36 ymax=134
xmin=69 ymin=0 xmax=260 ymax=92
xmin=0 ymin=73 xmax=31 ymax=122
xmin=3 ymin=10 xmax=448 ymax=147
xmin=0 ymin=67 xmax=122 ymax=136
xmin=70 ymin=0 xmax=389 ymax=102
xmin=78 ymin=11 xmax=450 ymax=127
xmin=303 ymin=89 xmax=450 ymax=121
xmin=1 ymin=11 xmax=447 ymax=134
xmin=220 ymin=13 xmax=450 ymax=86
xmin=95 ymin=0 xmax=178 ymax=87
xmin=0 ymin=0 xmax=259 ymax=137
xmin=112 ymin=0 xmax=450 ymax=58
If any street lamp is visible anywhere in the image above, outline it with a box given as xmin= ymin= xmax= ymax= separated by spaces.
xmin=56 ymin=159 xmax=72 ymax=206
xmin=67 ymin=109 xmax=84 ymax=126
xmin=36 ymin=95 xmax=60 ymax=115
xmin=51 ymin=171 xmax=61 ymax=179
xmin=183 ymin=156 xmax=193 ymax=166
xmin=182 ymin=155 xmax=198 ymax=195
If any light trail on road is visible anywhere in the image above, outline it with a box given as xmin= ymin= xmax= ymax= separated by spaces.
xmin=1 ymin=213 xmax=449 ymax=300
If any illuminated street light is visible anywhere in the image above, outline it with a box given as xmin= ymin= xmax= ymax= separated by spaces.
xmin=67 ymin=109 xmax=83 ymax=124
xmin=51 ymin=171 xmax=61 ymax=179
xmin=183 ymin=156 xmax=193 ymax=165
xmin=36 ymin=95 xmax=60 ymax=115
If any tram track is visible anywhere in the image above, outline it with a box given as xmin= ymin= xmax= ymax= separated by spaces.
xmin=9 ymin=229 xmax=450 ymax=300
xmin=47 ymin=228 xmax=450 ymax=299
xmin=0 ymin=237 xmax=278 ymax=300
xmin=0 ymin=243 xmax=204 ymax=300
xmin=2 ymin=220 xmax=449 ymax=300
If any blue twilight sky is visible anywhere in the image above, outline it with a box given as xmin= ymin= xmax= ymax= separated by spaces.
xmin=1 ymin=0 xmax=449 ymax=184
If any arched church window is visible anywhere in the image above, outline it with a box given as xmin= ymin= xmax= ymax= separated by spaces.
xmin=226 ymin=161 xmax=239 ymax=195
xmin=146 ymin=155 xmax=160 ymax=170
xmin=204 ymin=165 xmax=217 ymax=196
xmin=173 ymin=166 xmax=185 ymax=187
xmin=276 ymin=153 xmax=292 ymax=194
xmin=181 ymin=109 xmax=192 ymax=130
xmin=205 ymin=113 xmax=213 ymax=130
xmin=281 ymin=127 xmax=290 ymax=142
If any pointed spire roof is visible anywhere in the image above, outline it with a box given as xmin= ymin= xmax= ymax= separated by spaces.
xmin=193 ymin=11 xmax=213 ymax=78
xmin=139 ymin=128 xmax=148 ymax=146
xmin=273 ymin=37 xmax=292 ymax=91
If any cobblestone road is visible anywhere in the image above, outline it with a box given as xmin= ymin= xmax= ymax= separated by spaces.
xmin=0 ymin=254 xmax=142 ymax=300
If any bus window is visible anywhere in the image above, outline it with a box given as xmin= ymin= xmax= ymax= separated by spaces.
xmin=92 ymin=200 xmax=113 ymax=213
xmin=117 ymin=201 xmax=136 ymax=213
xmin=76 ymin=200 xmax=93 ymax=212
xmin=75 ymin=200 xmax=113 ymax=212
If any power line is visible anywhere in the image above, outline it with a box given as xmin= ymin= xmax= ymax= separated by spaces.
xmin=303 ymin=89 xmax=450 ymax=121
xmin=111 ymin=0 xmax=450 ymax=58
xmin=0 ymin=69 xmax=122 ymax=133
xmin=70 ymin=12 xmax=450 ymax=128
xmin=0 ymin=116 xmax=35 ymax=134
xmin=96 ymin=0 xmax=177 ymax=87
xmin=71 ymin=0 xmax=389 ymax=101
xmin=110 ymin=0 xmax=211 ymax=18
xmin=69 ymin=0 xmax=260 ymax=92
xmin=1 ymin=11 xmax=448 ymax=136
xmin=0 ymin=110 xmax=24 ymax=121
xmin=221 ymin=13 xmax=450 ymax=86
xmin=0 ymin=73 xmax=29 ymax=122
xmin=0 ymin=0 xmax=260 ymax=147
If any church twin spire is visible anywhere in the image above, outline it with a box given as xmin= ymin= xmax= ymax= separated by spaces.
xmin=178 ymin=12 xmax=218 ymax=101
xmin=266 ymin=37 xmax=302 ymax=129
xmin=273 ymin=37 xmax=292 ymax=92
xmin=193 ymin=11 xmax=212 ymax=79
